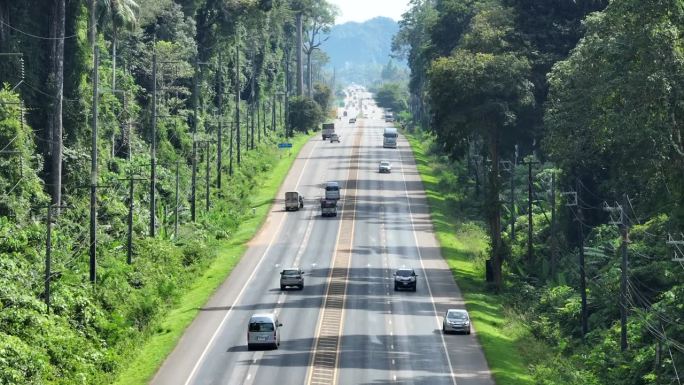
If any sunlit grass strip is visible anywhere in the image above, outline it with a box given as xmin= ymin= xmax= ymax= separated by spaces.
xmin=405 ymin=133 xmax=533 ymax=385
xmin=114 ymin=133 xmax=314 ymax=385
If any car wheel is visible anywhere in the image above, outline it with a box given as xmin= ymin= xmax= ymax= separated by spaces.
xmin=247 ymin=344 xmax=253 ymax=351
xmin=394 ymin=285 xmax=398 ymax=291
xmin=280 ymin=285 xmax=285 ymax=290
xmin=467 ymin=329 xmax=471 ymax=335
xmin=412 ymin=286 xmax=417 ymax=292
xmin=299 ymin=284 xmax=304 ymax=290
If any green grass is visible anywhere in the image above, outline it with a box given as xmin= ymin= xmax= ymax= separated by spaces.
xmin=405 ymin=133 xmax=533 ymax=385
xmin=114 ymin=133 xmax=314 ymax=385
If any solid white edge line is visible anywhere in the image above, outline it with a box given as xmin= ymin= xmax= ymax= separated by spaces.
xmin=182 ymin=137 xmax=321 ymax=385
xmin=397 ymin=135 xmax=459 ymax=385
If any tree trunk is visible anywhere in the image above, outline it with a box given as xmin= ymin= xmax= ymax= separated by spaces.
xmin=112 ymin=27 xmax=117 ymax=91
xmin=296 ymin=12 xmax=303 ymax=97
xmin=487 ymin=126 xmax=503 ymax=290
xmin=306 ymin=50 xmax=312 ymax=98
xmin=88 ymin=0 xmax=96 ymax=51
xmin=48 ymin=0 xmax=65 ymax=207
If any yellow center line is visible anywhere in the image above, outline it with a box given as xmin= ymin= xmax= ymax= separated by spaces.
xmin=306 ymin=120 xmax=363 ymax=385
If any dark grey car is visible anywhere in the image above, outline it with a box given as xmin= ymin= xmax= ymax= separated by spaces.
xmin=393 ymin=268 xmax=417 ymax=291
xmin=280 ymin=268 xmax=304 ymax=290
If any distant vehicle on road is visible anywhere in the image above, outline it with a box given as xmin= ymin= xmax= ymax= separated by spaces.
xmin=384 ymin=113 xmax=395 ymax=123
xmin=247 ymin=313 xmax=282 ymax=350
xmin=284 ymin=191 xmax=304 ymax=211
xmin=330 ymin=133 xmax=340 ymax=143
xmin=322 ymin=123 xmax=335 ymax=140
xmin=324 ymin=181 xmax=340 ymax=200
xmin=280 ymin=268 xmax=304 ymax=290
xmin=349 ymin=118 xmax=357 ymax=124
xmin=443 ymin=309 xmax=471 ymax=334
xmin=320 ymin=198 xmax=338 ymax=217
xmin=383 ymin=127 xmax=398 ymax=149
xmin=379 ymin=160 xmax=391 ymax=173
xmin=393 ymin=268 xmax=417 ymax=291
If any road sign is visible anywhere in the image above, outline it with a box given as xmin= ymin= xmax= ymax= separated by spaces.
xmin=278 ymin=143 xmax=292 ymax=149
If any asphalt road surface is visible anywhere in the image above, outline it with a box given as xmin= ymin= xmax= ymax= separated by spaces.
xmin=151 ymin=102 xmax=494 ymax=385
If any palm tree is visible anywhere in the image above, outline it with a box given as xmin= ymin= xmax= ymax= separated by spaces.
xmin=98 ymin=0 xmax=138 ymax=90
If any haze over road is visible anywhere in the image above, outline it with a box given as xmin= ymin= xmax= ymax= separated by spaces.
xmin=151 ymin=90 xmax=494 ymax=385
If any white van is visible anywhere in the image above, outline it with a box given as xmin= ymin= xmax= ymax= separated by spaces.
xmin=247 ymin=313 xmax=282 ymax=350
xmin=325 ymin=181 xmax=341 ymax=200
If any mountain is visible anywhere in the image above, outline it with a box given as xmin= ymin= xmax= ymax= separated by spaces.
xmin=321 ymin=17 xmax=403 ymax=86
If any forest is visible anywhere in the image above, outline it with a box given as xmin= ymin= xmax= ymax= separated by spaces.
xmin=0 ymin=0 xmax=336 ymax=383
xmin=391 ymin=0 xmax=683 ymax=384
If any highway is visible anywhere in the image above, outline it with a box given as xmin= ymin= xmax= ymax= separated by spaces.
xmin=151 ymin=91 xmax=494 ymax=385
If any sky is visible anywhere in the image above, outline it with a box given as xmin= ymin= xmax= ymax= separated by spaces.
xmin=328 ymin=0 xmax=410 ymax=24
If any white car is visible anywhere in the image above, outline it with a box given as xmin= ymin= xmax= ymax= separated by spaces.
xmin=379 ymin=161 xmax=392 ymax=173
xmin=442 ymin=309 xmax=471 ymax=334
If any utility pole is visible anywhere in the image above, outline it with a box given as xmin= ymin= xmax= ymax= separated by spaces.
xmin=271 ymin=92 xmax=276 ymax=132
xmin=620 ymin=203 xmax=629 ymax=352
xmin=577 ymin=196 xmax=588 ymax=338
xmin=190 ymin=57 xmax=211 ymax=221
xmin=562 ymin=188 xmax=586 ymax=337
xmin=127 ymin=173 xmax=134 ymax=264
xmin=126 ymin=173 xmax=145 ymax=264
xmin=604 ymin=200 xmax=628 ymax=351
xmin=191 ymin=56 xmax=199 ymax=222
xmin=550 ymin=172 xmax=557 ymax=278
xmin=45 ymin=204 xmax=52 ymax=313
xmin=216 ymin=52 xmax=223 ymax=190
xmin=150 ymin=49 xmax=158 ymax=236
xmin=229 ymin=121 xmax=234 ymax=177
xmin=235 ymin=37 xmax=241 ymax=166
xmin=523 ymin=158 xmax=539 ymax=266
xmin=512 ymin=145 xmax=518 ymax=240
xmin=45 ymin=204 xmax=66 ymax=313
xmin=90 ymin=46 xmax=99 ymax=283
xmin=174 ymin=160 xmax=180 ymax=240
xmin=205 ymin=141 xmax=210 ymax=211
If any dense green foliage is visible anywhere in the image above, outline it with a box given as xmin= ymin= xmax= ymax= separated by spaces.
xmin=396 ymin=0 xmax=683 ymax=383
xmin=0 ymin=0 xmax=334 ymax=383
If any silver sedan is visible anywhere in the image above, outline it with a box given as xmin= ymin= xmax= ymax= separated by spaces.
xmin=442 ymin=309 xmax=471 ymax=334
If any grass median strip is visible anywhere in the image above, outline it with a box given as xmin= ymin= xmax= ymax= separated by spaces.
xmin=404 ymin=132 xmax=533 ymax=385
xmin=114 ymin=133 xmax=313 ymax=385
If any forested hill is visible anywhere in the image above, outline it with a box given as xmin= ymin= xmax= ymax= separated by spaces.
xmin=321 ymin=17 xmax=401 ymax=85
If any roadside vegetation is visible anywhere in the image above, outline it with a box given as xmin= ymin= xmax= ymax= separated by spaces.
xmin=0 ymin=0 xmax=336 ymax=383
xmin=395 ymin=0 xmax=683 ymax=384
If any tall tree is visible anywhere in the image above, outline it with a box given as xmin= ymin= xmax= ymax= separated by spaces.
xmin=302 ymin=1 xmax=335 ymax=97
xmin=98 ymin=0 xmax=139 ymax=91
xmin=48 ymin=0 xmax=65 ymax=206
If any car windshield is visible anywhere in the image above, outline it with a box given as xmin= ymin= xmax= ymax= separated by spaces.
xmin=381 ymin=162 xmax=390 ymax=166
xmin=249 ymin=322 xmax=275 ymax=332
xmin=326 ymin=186 xmax=339 ymax=191
xmin=396 ymin=270 xmax=413 ymax=277
xmin=282 ymin=270 xmax=300 ymax=276
xmin=447 ymin=312 xmax=468 ymax=320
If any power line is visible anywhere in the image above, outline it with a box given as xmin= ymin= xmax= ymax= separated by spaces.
xmin=0 ymin=20 xmax=97 ymax=41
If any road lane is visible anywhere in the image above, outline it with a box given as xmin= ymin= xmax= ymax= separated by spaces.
xmin=152 ymin=119 xmax=357 ymax=385
xmin=152 ymin=89 xmax=494 ymax=385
